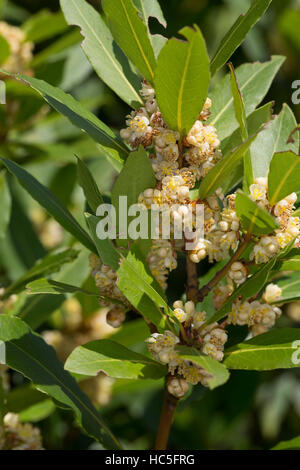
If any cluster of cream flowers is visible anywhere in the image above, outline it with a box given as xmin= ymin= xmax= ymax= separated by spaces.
xmin=89 ymin=253 xmax=128 ymax=328
xmin=122 ymin=80 xmax=231 ymax=286
xmin=0 ymin=413 xmax=43 ymax=450
xmin=0 ymin=22 xmax=33 ymax=75
xmin=147 ymin=239 xmax=177 ymax=290
xmin=249 ymin=178 xmax=300 ymax=263
xmin=228 ymin=283 xmax=282 ymax=336
xmin=146 ymin=300 xmax=227 ymax=390
xmin=188 ymin=192 xmax=240 ymax=264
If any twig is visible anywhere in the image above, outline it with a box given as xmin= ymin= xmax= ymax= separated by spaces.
xmin=186 ymin=257 xmax=199 ymax=303
xmin=154 ymin=379 xmax=178 ymax=450
xmin=197 ymin=235 xmax=252 ymax=302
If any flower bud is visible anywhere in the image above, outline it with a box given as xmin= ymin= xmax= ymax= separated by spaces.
xmin=106 ymin=308 xmax=126 ymax=328
xmin=167 ymin=377 xmax=189 ymax=398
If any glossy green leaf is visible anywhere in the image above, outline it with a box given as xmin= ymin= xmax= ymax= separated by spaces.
xmin=224 ymin=328 xmax=300 ymax=370
xmin=268 ymin=151 xmax=300 ymax=205
xmin=132 ymin=0 xmax=167 ymax=56
xmin=117 ymin=249 xmax=174 ymax=331
xmin=221 ymin=102 xmax=273 ymax=155
xmin=132 ymin=0 xmax=166 ymax=28
xmin=175 ymin=346 xmax=230 ymax=390
xmin=1 ymin=158 xmax=97 ymax=253
xmin=26 ymin=278 xmax=97 ymax=296
xmin=111 ymin=146 xmax=156 ymax=239
xmin=274 ymin=274 xmax=300 ymax=304
xmin=60 ymin=0 xmax=142 ymax=108
xmin=250 ymin=104 xmax=299 ymax=179
xmin=0 ymin=315 xmax=121 ymax=449
xmin=76 ymin=157 xmax=103 ymax=213
xmin=22 ymin=10 xmax=68 ymax=43
xmin=26 ymin=278 xmax=122 ymax=307
xmin=198 ymin=133 xmax=259 ymax=199
xmin=65 ymin=339 xmax=167 ymax=380
xmin=31 ymin=30 xmax=82 ymax=67
xmin=102 ymin=0 xmax=156 ymax=83
xmin=1 ymin=249 xmax=78 ymax=299
xmin=0 ymin=34 xmax=10 ymax=64
xmin=235 ymin=192 xmax=279 ymax=235
xmin=272 ymin=436 xmax=300 ymax=450
xmin=85 ymin=213 xmax=121 ymax=272
xmin=209 ymin=56 xmax=284 ymax=141
xmin=11 ymin=73 xmax=129 ymax=164
xmin=87 ymin=217 xmax=172 ymax=331
xmin=276 ymin=249 xmax=300 ymax=272
xmin=228 ymin=62 xmax=253 ymax=188
xmin=229 ymin=63 xmax=248 ymax=141
xmin=0 ymin=171 xmax=11 ymax=239
xmin=154 ymin=25 xmax=210 ymax=136
xmin=19 ymin=294 xmax=66 ymax=330
xmin=211 ymin=0 xmax=273 ymax=76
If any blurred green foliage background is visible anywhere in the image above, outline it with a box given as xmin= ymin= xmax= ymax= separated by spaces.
xmin=0 ymin=0 xmax=300 ymax=450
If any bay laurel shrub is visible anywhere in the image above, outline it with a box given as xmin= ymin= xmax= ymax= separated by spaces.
xmin=1 ymin=0 xmax=300 ymax=450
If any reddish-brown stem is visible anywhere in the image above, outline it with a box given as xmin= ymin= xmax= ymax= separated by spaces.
xmin=155 ymin=381 xmax=178 ymax=450
xmin=186 ymin=257 xmax=199 ymax=303
xmin=197 ymin=235 xmax=252 ymax=302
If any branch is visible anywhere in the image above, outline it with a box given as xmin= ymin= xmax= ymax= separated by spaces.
xmin=154 ymin=379 xmax=178 ymax=450
xmin=197 ymin=234 xmax=252 ymax=302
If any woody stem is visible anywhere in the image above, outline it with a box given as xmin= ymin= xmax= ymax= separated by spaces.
xmin=154 ymin=379 xmax=178 ymax=450
xmin=197 ymin=234 xmax=252 ymax=302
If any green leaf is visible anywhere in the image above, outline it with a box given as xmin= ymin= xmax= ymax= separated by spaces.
xmin=85 ymin=213 xmax=121 ymax=271
xmin=224 ymin=328 xmax=300 ymax=370
xmin=60 ymin=0 xmax=142 ymax=108
xmin=65 ymin=339 xmax=167 ymax=380
xmin=0 ymin=34 xmax=10 ymax=64
xmin=228 ymin=62 xmax=253 ymax=189
xmin=154 ymin=25 xmax=210 ymax=136
xmin=272 ymin=436 xmax=300 ymax=450
xmin=279 ymin=9 xmax=300 ymax=52
xmin=132 ymin=0 xmax=167 ymax=56
xmin=229 ymin=63 xmax=248 ymax=141
xmin=206 ymin=257 xmax=276 ymax=326
xmin=0 ymin=171 xmax=11 ymax=239
xmin=76 ymin=157 xmax=103 ymax=214
xmin=1 ymin=158 xmax=97 ymax=253
xmin=11 ymin=74 xmax=129 ymax=164
xmin=19 ymin=400 xmax=56 ymax=423
xmin=268 ymin=151 xmax=300 ymax=205
xmin=198 ymin=133 xmax=259 ymax=199
xmin=276 ymin=249 xmax=300 ymax=272
xmin=1 ymin=249 xmax=78 ymax=299
xmin=235 ymin=192 xmax=279 ymax=235
xmin=274 ymin=274 xmax=300 ymax=304
xmin=111 ymin=146 xmax=156 ymax=239
xmin=175 ymin=346 xmax=230 ymax=390
xmin=209 ymin=56 xmax=284 ymax=141
xmin=31 ymin=30 xmax=82 ymax=67
xmin=211 ymin=0 xmax=273 ymax=76
xmin=220 ymin=103 xmax=274 ymax=193
xmin=250 ymin=104 xmax=299 ymax=179
xmin=19 ymin=294 xmax=66 ymax=330
xmin=26 ymin=279 xmax=122 ymax=307
xmin=26 ymin=278 xmax=97 ymax=296
xmin=86 ymin=214 xmax=172 ymax=331
xmin=102 ymin=0 xmax=156 ymax=83
xmin=22 ymin=10 xmax=68 ymax=43
xmin=221 ymin=102 xmax=274 ymax=155
xmin=132 ymin=0 xmax=166 ymax=28
xmin=0 ymin=315 xmax=121 ymax=449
